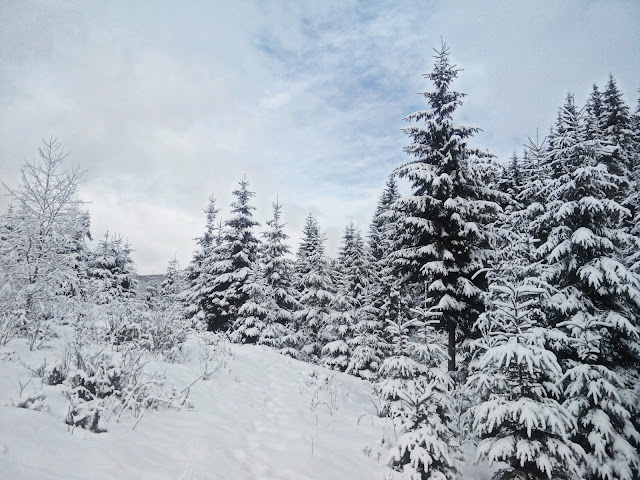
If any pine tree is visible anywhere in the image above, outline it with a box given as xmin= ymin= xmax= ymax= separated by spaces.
xmin=369 ymin=177 xmax=402 ymax=350
xmin=530 ymin=94 xmax=640 ymax=479
xmin=184 ymin=196 xmax=220 ymax=327
xmin=601 ymin=75 xmax=635 ymax=181
xmin=468 ymin=280 xmax=583 ymax=480
xmin=231 ymin=201 xmax=298 ymax=348
xmin=160 ymin=257 xmax=185 ymax=301
xmin=261 ymin=202 xmax=299 ymax=352
xmin=507 ymin=150 xmax=523 ymax=196
xmin=209 ymin=178 xmax=261 ymax=331
xmin=88 ymin=233 xmax=138 ymax=304
xmin=393 ymin=42 xmax=500 ymax=371
xmin=293 ymin=214 xmax=335 ymax=362
xmin=369 ymin=177 xmax=400 ymax=263
xmin=231 ymin=264 xmax=270 ymax=344
xmin=378 ymin=313 xmax=459 ymax=479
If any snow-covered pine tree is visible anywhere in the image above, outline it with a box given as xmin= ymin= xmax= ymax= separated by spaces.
xmin=530 ymin=93 xmax=640 ymax=479
xmin=160 ymin=257 xmax=186 ymax=302
xmin=293 ymin=214 xmax=335 ymax=362
xmin=338 ymin=225 xmax=383 ymax=379
xmin=585 ymin=83 xmax=604 ymax=143
xmin=378 ymin=312 xmax=459 ymax=479
xmin=368 ymin=177 xmax=402 ymax=349
xmin=88 ymin=233 xmax=138 ymax=304
xmin=369 ymin=177 xmax=400 ymax=264
xmin=600 ymin=75 xmax=635 ymax=182
xmin=209 ymin=177 xmax=261 ymax=332
xmin=260 ymin=202 xmax=299 ymax=353
xmin=183 ymin=196 xmax=220 ymax=327
xmin=321 ymin=224 xmax=357 ymax=371
xmin=468 ymin=280 xmax=583 ymax=480
xmin=393 ymin=42 xmax=500 ymax=371
xmin=518 ymin=131 xmax=549 ymax=208
xmin=230 ymin=263 xmax=270 ymax=344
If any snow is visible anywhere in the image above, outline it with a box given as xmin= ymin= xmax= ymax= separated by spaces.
xmin=0 ymin=336 xmax=497 ymax=480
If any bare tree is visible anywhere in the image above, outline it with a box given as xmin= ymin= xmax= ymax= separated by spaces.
xmin=0 ymin=139 xmax=90 ymax=341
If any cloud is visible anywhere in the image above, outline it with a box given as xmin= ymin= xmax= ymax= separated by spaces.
xmin=1 ymin=0 xmax=638 ymax=272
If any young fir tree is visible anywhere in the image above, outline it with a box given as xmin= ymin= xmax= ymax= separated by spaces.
xmin=231 ymin=202 xmax=298 ymax=347
xmin=88 ymin=233 xmax=138 ymax=304
xmin=378 ymin=312 xmax=459 ymax=480
xmin=321 ymin=224 xmax=357 ymax=371
xmin=209 ymin=178 xmax=261 ymax=331
xmin=260 ymin=202 xmax=299 ymax=352
xmin=369 ymin=177 xmax=402 ymax=344
xmin=369 ymin=177 xmax=400 ymax=264
xmin=342 ymin=226 xmax=383 ymax=380
xmin=160 ymin=257 xmax=186 ymax=302
xmin=530 ymin=94 xmax=640 ymax=479
xmin=183 ymin=196 xmax=220 ymax=327
xmin=230 ymin=263 xmax=270 ymax=344
xmin=393 ymin=42 xmax=500 ymax=371
xmin=600 ymin=75 xmax=635 ymax=182
xmin=468 ymin=280 xmax=583 ymax=480
xmin=293 ymin=214 xmax=335 ymax=362
xmin=585 ymin=83 xmax=604 ymax=143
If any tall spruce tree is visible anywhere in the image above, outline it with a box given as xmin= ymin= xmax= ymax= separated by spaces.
xmin=260 ymin=202 xmax=299 ymax=351
xmin=210 ymin=177 xmax=260 ymax=331
xmin=183 ymin=196 xmax=220 ymax=328
xmin=393 ymin=42 xmax=500 ymax=371
xmin=530 ymin=94 xmax=640 ymax=479
xmin=294 ymin=214 xmax=335 ymax=361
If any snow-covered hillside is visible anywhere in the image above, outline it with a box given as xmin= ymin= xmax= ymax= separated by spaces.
xmin=0 ymin=334 xmax=493 ymax=480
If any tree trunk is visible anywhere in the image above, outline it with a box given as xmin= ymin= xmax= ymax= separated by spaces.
xmin=448 ymin=318 xmax=456 ymax=372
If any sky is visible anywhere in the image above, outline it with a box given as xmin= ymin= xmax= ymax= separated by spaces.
xmin=1 ymin=1 xmax=639 ymax=274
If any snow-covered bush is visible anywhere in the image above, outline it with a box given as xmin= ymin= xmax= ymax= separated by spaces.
xmin=10 ymin=379 xmax=49 ymax=412
xmin=196 ymin=331 xmax=231 ymax=381
xmin=63 ymin=342 xmax=190 ymax=433
xmin=298 ymin=369 xmax=342 ymax=415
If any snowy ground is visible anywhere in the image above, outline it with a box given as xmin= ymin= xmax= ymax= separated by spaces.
xmin=0 ymin=336 xmax=493 ymax=480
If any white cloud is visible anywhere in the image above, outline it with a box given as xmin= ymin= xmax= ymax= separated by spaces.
xmin=1 ymin=0 xmax=638 ymax=272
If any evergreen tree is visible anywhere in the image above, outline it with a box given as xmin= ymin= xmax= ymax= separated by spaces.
xmin=378 ymin=313 xmax=459 ymax=479
xmin=393 ymin=42 xmax=500 ymax=371
xmin=530 ymin=94 xmax=640 ymax=479
xmin=209 ymin=178 xmax=261 ymax=331
xmin=160 ymin=257 xmax=185 ymax=301
xmin=88 ymin=233 xmax=138 ymax=304
xmin=369 ymin=177 xmax=400 ymax=263
xmin=293 ymin=214 xmax=335 ymax=361
xmin=261 ymin=202 xmax=299 ymax=352
xmin=601 ymin=75 xmax=635 ymax=181
xmin=507 ymin=150 xmax=523 ymax=196
xmin=231 ymin=201 xmax=298 ymax=348
xmin=585 ymin=83 xmax=604 ymax=142
xmin=184 ymin=196 xmax=220 ymax=327
xmin=468 ymin=280 xmax=583 ymax=480
xmin=231 ymin=264 xmax=270 ymax=344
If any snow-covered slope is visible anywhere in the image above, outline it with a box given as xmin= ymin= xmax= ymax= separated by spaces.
xmin=0 ymin=338 xmax=493 ymax=479
xmin=0 ymin=338 xmax=392 ymax=479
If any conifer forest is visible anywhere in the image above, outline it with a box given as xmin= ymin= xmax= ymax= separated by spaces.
xmin=1 ymin=27 xmax=640 ymax=480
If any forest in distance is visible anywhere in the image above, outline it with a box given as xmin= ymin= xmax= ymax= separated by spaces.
xmin=1 ymin=43 xmax=640 ymax=480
